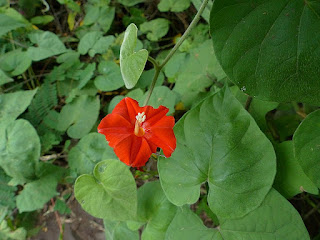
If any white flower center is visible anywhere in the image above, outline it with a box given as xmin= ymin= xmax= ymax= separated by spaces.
xmin=136 ymin=112 xmax=146 ymax=123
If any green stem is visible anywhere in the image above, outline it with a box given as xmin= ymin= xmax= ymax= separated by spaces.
xmin=245 ymin=96 xmax=253 ymax=111
xmin=143 ymin=0 xmax=209 ymax=106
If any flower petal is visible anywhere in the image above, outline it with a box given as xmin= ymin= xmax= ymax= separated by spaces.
xmin=145 ymin=115 xmax=176 ymax=157
xmin=112 ymin=97 xmax=143 ymax=124
xmin=142 ymin=105 xmax=169 ymax=127
xmin=113 ymin=135 xmax=152 ymax=167
xmin=98 ymin=113 xmax=133 ymax=147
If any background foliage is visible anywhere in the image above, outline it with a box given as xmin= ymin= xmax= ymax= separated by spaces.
xmin=0 ymin=0 xmax=320 ymax=239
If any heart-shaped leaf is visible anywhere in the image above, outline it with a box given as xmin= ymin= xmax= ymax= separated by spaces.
xmin=166 ymin=189 xmax=309 ymax=240
xmin=293 ymin=109 xmax=320 ymax=188
xmin=210 ymin=0 xmax=320 ymax=103
xmin=120 ymin=23 xmax=148 ymax=89
xmin=158 ymin=87 xmax=276 ymax=219
xmin=74 ymin=160 xmax=137 ymax=221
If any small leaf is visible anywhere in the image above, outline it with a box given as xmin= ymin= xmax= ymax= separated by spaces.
xmin=27 ymin=31 xmax=67 ymax=61
xmin=0 ymin=49 xmax=32 ymax=76
xmin=274 ymin=141 xmax=318 ymax=198
xmin=158 ymin=87 xmax=276 ymax=219
xmin=120 ymin=23 xmax=148 ymax=89
xmin=78 ymin=31 xmax=114 ymax=57
xmin=0 ymin=13 xmax=26 ymax=37
xmin=68 ymin=133 xmax=117 ymax=175
xmin=56 ymin=95 xmax=100 ymax=139
xmin=117 ymin=0 xmax=145 ymax=7
xmin=0 ymin=89 xmax=37 ymax=122
xmin=94 ymin=61 xmax=124 ymax=91
xmin=104 ymin=219 xmax=139 ymax=240
xmin=77 ymin=63 xmax=96 ymax=89
xmin=293 ymin=109 xmax=320 ymax=188
xmin=0 ymin=119 xmax=40 ymax=184
xmin=30 ymin=15 xmax=54 ymax=25
xmin=74 ymin=160 xmax=137 ymax=220
xmin=0 ymin=69 xmax=13 ymax=86
xmin=158 ymin=0 xmax=191 ymax=12
xmin=140 ymin=18 xmax=170 ymax=41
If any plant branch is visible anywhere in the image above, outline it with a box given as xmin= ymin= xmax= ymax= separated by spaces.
xmin=144 ymin=0 xmax=209 ymax=105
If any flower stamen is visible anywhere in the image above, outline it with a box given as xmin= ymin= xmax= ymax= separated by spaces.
xmin=134 ymin=112 xmax=146 ymax=136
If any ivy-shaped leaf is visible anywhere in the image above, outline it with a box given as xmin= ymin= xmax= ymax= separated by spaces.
xmin=94 ymin=61 xmax=124 ymax=91
xmin=158 ymin=87 xmax=276 ymax=219
xmin=210 ymin=0 xmax=320 ymax=103
xmin=78 ymin=31 xmax=114 ymax=57
xmin=166 ymin=189 xmax=309 ymax=240
xmin=140 ymin=18 xmax=170 ymax=41
xmin=74 ymin=160 xmax=137 ymax=221
xmin=158 ymin=0 xmax=191 ymax=12
xmin=120 ymin=23 xmax=148 ymax=89
xmin=0 ymin=49 xmax=32 ymax=76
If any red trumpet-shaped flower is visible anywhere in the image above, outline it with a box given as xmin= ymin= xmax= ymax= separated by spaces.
xmin=97 ymin=97 xmax=176 ymax=167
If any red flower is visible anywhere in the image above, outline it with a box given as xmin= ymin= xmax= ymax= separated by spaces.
xmin=97 ymin=97 xmax=176 ymax=167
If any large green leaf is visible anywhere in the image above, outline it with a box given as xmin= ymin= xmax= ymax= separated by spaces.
xmin=94 ymin=61 xmax=124 ymax=91
xmin=0 ymin=89 xmax=37 ymax=122
xmin=0 ymin=119 xmax=40 ymax=184
xmin=158 ymin=87 xmax=276 ymax=219
xmin=158 ymin=0 xmax=191 ymax=12
xmin=210 ymin=0 xmax=320 ymax=103
xmin=274 ymin=141 xmax=318 ymax=199
xmin=120 ymin=23 xmax=148 ymax=89
xmin=27 ymin=31 xmax=67 ymax=61
xmin=68 ymin=133 xmax=117 ymax=175
xmin=166 ymin=189 xmax=309 ymax=240
xmin=56 ymin=95 xmax=100 ymax=139
xmin=74 ymin=160 xmax=137 ymax=220
xmin=83 ymin=4 xmax=115 ymax=32
xmin=140 ymin=18 xmax=170 ymax=41
xmin=293 ymin=109 xmax=320 ymax=188
xmin=134 ymin=181 xmax=177 ymax=240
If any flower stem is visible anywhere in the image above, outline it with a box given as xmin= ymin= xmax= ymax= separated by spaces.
xmin=143 ymin=0 xmax=209 ymax=106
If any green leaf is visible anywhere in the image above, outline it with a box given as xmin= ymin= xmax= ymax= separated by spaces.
xmin=210 ymin=0 xmax=320 ymax=103
xmin=94 ymin=61 xmax=124 ymax=91
xmin=166 ymin=189 xmax=309 ymax=240
xmin=293 ymin=109 xmax=320 ymax=188
xmin=56 ymin=95 xmax=100 ymax=139
xmin=30 ymin=15 xmax=54 ymax=25
xmin=137 ymin=68 xmax=164 ymax=89
xmin=274 ymin=141 xmax=318 ymax=199
xmin=0 ymin=119 xmax=40 ymax=184
xmin=173 ymin=40 xmax=226 ymax=108
xmin=165 ymin=206 xmax=221 ymax=240
xmin=140 ymin=18 xmax=170 ymax=41
xmin=234 ymin=88 xmax=278 ymax=132
xmin=0 ymin=69 xmax=13 ymax=86
xmin=0 ymin=220 xmax=27 ymax=240
xmin=83 ymin=4 xmax=115 ymax=32
xmin=0 ymin=49 xmax=32 ymax=76
xmin=27 ymin=31 xmax=67 ymax=61
xmin=0 ymin=89 xmax=37 ymax=122
xmin=116 ymin=0 xmax=144 ymax=6
xmin=16 ymin=175 xmax=58 ymax=213
xmin=120 ymin=23 xmax=148 ymax=89
xmin=78 ymin=31 xmax=114 ymax=57
xmin=158 ymin=87 xmax=276 ymax=219
xmin=142 ymin=86 xmax=177 ymax=115
xmin=158 ymin=0 xmax=191 ymax=12
xmin=0 ymin=169 xmax=17 ymax=210
xmin=104 ymin=220 xmax=139 ymax=240
xmin=68 ymin=132 xmax=117 ymax=175
xmin=136 ymin=181 xmax=177 ymax=240
xmin=77 ymin=63 xmax=96 ymax=89
xmin=74 ymin=160 xmax=137 ymax=220
xmin=0 ymin=13 xmax=26 ymax=37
